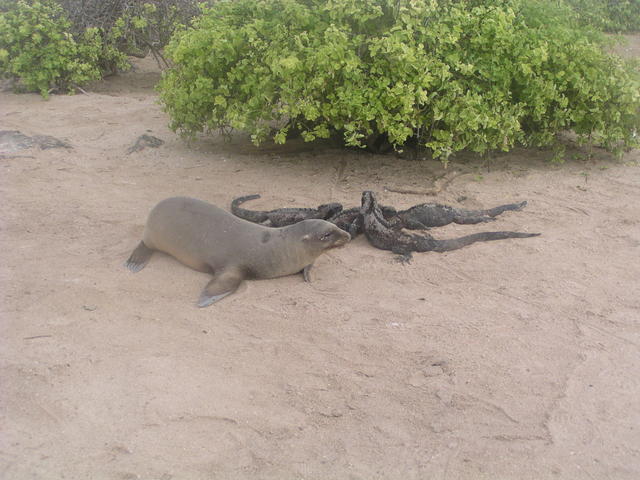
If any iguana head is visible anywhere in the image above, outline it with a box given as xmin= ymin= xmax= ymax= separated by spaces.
xmin=360 ymin=190 xmax=377 ymax=215
xmin=360 ymin=190 xmax=392 ymax=228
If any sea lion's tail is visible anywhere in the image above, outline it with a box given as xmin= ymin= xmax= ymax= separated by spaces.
xmin=230 ymin=194 xmax=268 ymax=223
xmin=431 ymin=231 xmax=540 ymax=253
xmin=125 ymin=241 xmax=154 ymax=272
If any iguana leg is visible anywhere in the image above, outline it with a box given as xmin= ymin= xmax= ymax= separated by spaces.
xmin=403 ymin=219 xmax=430 ymax=230
xmin=348 ymin=217 xmax=363 ymax=237
xmin=392 ymin=246 xmax=414 ymax=264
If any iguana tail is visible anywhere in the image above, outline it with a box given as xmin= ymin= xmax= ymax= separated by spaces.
xmin=430 ymin=231 xmax=540 ymax=253
xmin=230 ymin=194 xmax=269 ymax=223
xmin=485 ymin=201 xmax=528 ymax=217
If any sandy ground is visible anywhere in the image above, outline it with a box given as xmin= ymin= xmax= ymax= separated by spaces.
xmin=1 ymin=45 xmax=640 ymax=480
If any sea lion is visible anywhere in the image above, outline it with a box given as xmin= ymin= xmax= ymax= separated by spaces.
xmin=125 ymin=197 xmax=351 ymax=307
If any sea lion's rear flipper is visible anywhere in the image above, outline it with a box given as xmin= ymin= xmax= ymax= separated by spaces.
xmin=125 ymin=241 xmax=153 ymax=272
xmin=197 ymin=270 xmax=243 ymax=307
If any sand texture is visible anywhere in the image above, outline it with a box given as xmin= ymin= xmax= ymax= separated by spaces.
xmin=1 ymin=40 xmax=640 ymax=479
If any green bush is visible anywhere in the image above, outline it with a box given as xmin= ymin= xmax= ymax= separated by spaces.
xmin=0 ymin=0 xmax=197 ymax=97
xmin=158 ymin=0 xmax=640 ymax=161
xmin=0 ymin=0 xmax=127 ymax=97
xmin=58 ymin=1 xmax=202 ymax=70
xmin=564 ymin=0 xmax=640 ymax=32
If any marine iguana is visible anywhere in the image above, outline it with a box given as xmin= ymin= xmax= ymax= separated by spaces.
xmin=383 ymin=200 xmax=528 ymax=230
xmin=327 ymin=204 xmax=398 ymax=237
xmin=327 ymin=199 xmax=524 ymax=236
xmin=326 ymin=207 xmax=361 ymax=236
xmin=233 ymin=193 xmax=529 ymax=238
xmin=231 ymin=194 xmax=343 ymax=227
xmin=360 ymin=191 xmax=540 ymax=262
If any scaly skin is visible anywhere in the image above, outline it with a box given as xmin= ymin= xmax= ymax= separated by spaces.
xmin=233 ymin=194 xmax=529 ymax=238
xmin=331 ymin=200 xmax=527 ymax=235
xmin=385 ymin=200 xmax=528 ymax=230
xmin=360 ymin=191 xmax=540 ymax=262
xmin=231 ymin=194 xmax=343 ymax=227
xmin=328 ymin=205 xmax=396 ymax=236
xmin=327 ymin=207 xmax=361 ymax=236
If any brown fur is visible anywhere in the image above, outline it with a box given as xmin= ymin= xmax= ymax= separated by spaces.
xmin=126 ymin=197 xmax=350 ymax=306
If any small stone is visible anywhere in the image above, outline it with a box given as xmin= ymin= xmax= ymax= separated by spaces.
xmin=127 ymin=134 xmax=164 ymax=154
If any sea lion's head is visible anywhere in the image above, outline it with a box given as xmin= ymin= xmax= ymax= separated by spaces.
xmin=296 ymin=219 xmax=351 ymax=251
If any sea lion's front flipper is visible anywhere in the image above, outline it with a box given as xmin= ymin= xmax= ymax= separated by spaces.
xmin=302 ymin=264 xmax=313 ymax=283
xmin=125 ymin=241 xmax=154 ymax=272
xmin=197 ymin=270 xmax=243 ymax=307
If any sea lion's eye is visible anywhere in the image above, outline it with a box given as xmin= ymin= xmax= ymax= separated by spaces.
xmin=320 ymin=232 xmax=332 ymax=240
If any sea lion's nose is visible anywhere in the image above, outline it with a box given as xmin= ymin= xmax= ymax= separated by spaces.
xmin=338 ymin=231 xmax=351 ymax=245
